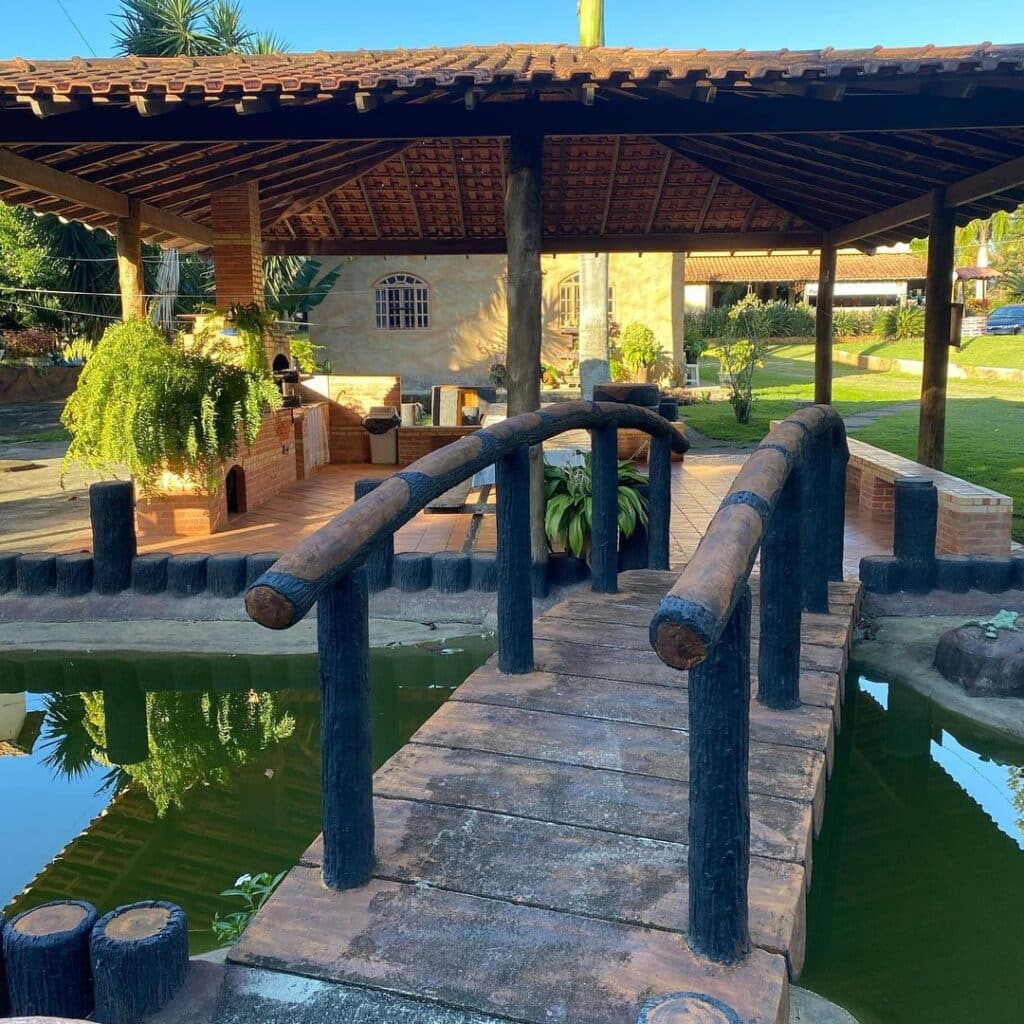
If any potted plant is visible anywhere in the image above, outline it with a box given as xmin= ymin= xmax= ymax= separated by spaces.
xmin=543 ymin=451 xmax=648 ymax=565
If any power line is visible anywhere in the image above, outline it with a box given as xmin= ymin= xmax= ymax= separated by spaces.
xmin=53 ymin=0 xmax=97 ymax=57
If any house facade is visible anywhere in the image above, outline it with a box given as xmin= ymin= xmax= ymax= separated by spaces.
xmin=310 ymin=252 xmax=686 ymax=393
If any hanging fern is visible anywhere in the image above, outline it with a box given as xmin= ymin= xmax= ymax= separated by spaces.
xmin=62 ymin=318 xmax=280 ymax=494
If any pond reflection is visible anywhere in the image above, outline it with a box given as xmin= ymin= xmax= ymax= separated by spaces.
xmin=0 ymin=637 xmax=495 ymax=952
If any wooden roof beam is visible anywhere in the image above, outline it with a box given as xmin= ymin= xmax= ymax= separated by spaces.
xmin=834 ymin=152 xmax=1024 ymax=245
xmin=0 ymin=146 xmax=213 ymax=248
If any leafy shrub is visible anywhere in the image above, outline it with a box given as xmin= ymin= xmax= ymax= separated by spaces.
xmin=871 ymin=304 xmax=925 ymax=340
xmin=212 ymin=871 xmax=287 ymax=946
xmin=543 ymin=451 xmax=648 ymax=559
xmin=60 ymin=337 xmax=94 ymax=364
xmin=1 ymin=327 xmax=59 ymax=358
xmin=62 ymin=318 xmax=281 ymax=494
xmin=711 ymin=323 xmax=766 ymax=424
xmin=832 ymin=310 xmax=872 ymax=338
xmin=618 ymin=321 xmax=668 ymax=382
xmin=689 ymin=298 xmax=814 ymax=342
xmin=289 ymin=335 xmax=325 ymax=374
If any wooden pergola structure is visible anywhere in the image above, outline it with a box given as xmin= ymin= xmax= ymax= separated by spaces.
xmin=2 ymin=43 xmax=1024 ymax=469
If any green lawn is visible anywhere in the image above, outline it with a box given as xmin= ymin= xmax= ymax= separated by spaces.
xmin=830 ymin=334 xmax=1024 ymax=370
xmin=685 ymin=346 xmax=1024 ymax=541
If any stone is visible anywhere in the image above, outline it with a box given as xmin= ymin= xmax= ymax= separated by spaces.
xmin=935 ymin=614 xmax=1024 ymax=697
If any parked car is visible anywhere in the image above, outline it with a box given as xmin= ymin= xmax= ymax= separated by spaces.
xmin=986 ymin=305 xmax=1024 ymax=335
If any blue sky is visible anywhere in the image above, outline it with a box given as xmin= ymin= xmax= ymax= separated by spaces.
xmin=3 ymin=1 xmax=1022 ymax=61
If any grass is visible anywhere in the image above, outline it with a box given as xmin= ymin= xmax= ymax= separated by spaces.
xmin=685 ymin=346 xmax=1024 ymax=541
xmin=0 ymin=426 xmax=70 ymax=445
xmin=829 ymin=335 xmax=1024 ymax=370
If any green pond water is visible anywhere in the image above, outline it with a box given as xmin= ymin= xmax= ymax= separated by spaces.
xmin=802 ymin=660 xmax=1024 ymax=1024
xmin=0 ymin=636 xmax=495 ymax=953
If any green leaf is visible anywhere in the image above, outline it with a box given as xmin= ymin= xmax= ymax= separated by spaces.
xmin=568 ymin=514 xmax=585 ymax=558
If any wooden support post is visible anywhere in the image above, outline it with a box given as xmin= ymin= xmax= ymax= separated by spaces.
xmin=827 ymin=428 xmax=849 ymax=582
xmin=801 ymin=435 xmax=830 ymax=614
xmin=894 ymin=478 xmax=938 ymax=593
xmin=590 ymin=421 xmax=619 ymax=594
xmin=495 ymin=443 xmax=534 ymax=673
xmin=116 ymin=201 xmax=145 ymax=320
xmin=647 ymin=433 xmax=672 ymax=571
xmin=505 ymin=133 xmax=548 ymax=595
xmin=758 ymin=467 xmax=802 ymax=709
xmin=814 ymin=236 xmax=836 ymax=405
xmin=919 ymin=189 xmax=956 ymax=469
xmin=688 ymin=585 xmax=752 ymax=964
xmin=317 ymin=569 xmax=374 ymax=890
xmin=90 ymin=902 xmax=188 ymax=1024
xmin=90 ymin=481 xmax=137 ymax=595
xmin=354 ymin=479 xmax=393 ymax=592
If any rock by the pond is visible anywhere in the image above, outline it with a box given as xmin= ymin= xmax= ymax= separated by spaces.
xmin=935 ymin=614 xmax=1024 ymax=697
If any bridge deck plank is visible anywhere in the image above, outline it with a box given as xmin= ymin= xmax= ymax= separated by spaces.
xmin=231 ymin=569 xmax=860 ymax=1024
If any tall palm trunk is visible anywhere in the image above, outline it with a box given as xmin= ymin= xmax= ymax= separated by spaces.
xmin=577 ymin=0 xmax=610 ymax=399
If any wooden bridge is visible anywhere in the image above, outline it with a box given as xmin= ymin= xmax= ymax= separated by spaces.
xmin=233 ymin=401 xmax=858 ymax=1024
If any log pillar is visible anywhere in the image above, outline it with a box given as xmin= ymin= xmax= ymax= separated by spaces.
xmin=919 ymin=189 xmax=956 ymax=469
xmin=814 ymin=236 xmax=836 ymax=405
xmin=211 ymin=181 xmax=264 ymax=308
xmin=116 ymin=201 xmax=145 ymax=320
xmin=505 ymin=133 xmax=548 ymax=594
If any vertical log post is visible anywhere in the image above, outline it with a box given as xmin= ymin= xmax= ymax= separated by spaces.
xmin=894 ymin=478 xmax=938 ymax=593
xmin=505 ymin=133 xmax=548 ymax=596
xmin=317 ymin=569 xmax=374 ymax=890
xmin=919 ymin=189 xmax=956 ymax=469
xmin=90 ymin=481 xmax=137 ymax=595
xmin=647 ymin=433 xmax=672 ymax=571
xmin=688 ymin=586 xmax=752 ymax=963
xmin=496 ymin=443 xmax=534 ymax=673
xmin=814 ymin=236 xmax=837 ymax=406
xmin=801 ymin=435 xmax=830 ymax=614
xmin=590 ymin=421 xmax=619 ymax=594
xmin=116 ymin=201 xmax=145 ymax=320
xmin=354 ymin=479 xmax=393 ymax=592
xmin=827 ymin=427 xmax=849 ymax=582
xmin=758 ymin=467 xmax=803 ymax=709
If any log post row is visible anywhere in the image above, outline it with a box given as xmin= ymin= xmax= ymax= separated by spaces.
xmin=649 ymin=404 xmax=848 ymax=964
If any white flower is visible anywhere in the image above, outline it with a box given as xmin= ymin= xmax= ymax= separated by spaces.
xmin=235 ymin=874 xmax=252 ymax=887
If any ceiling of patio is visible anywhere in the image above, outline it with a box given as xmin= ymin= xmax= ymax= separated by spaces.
xmin=1 ymin=44 xmax=1024 ymax=253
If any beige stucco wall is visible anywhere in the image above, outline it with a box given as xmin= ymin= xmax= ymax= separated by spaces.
xmin=310 ymin=251 xmax=684 ymax=392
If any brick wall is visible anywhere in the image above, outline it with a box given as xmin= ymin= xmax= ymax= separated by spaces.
xmin=136 ymin=409 xmax=297 ymax=541
xmin=299 ymin=375 xmax=402 ymax=463
xmin=397 ymin=426 xmax=479 ymax=465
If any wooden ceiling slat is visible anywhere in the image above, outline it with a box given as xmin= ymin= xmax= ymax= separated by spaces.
xmin=645 ymin=150 xmax=672 ymax=234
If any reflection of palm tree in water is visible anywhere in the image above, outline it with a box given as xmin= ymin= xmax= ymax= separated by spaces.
xmin=42 ymin=690 xmax=295 ymax=815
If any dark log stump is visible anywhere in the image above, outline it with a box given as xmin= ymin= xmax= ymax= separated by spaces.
xmin=935 ymin=617 xmax=1024 ymax=697
xmin=859 ymin=555 xmax=901 ymax=594
xmin=206 ymin=554 xmax=247 ymax=598
xmin=17 ymin=553 xmax=56 ymax=595
xmin=3 ymin=900 xmax=98 ymax=1019
xmin=103 ymin=683 xmax=150 ymax=765
xmin=618 ymin=483 xmax=650 ymax=572
xmin=496 ymin=444 xmax=534 ymax=673
xmin=355 ymin=480 xmax=393 ymax=592
xmin=393 ymin=552 xmax=431 ymax=592
xmin=90 ymin=901 xmax=188 ymax=1024
xmin=934 ymin=554 xmax=971 ymax=593
xmin=547 ymin=552 xmax=590 ymax=586
xmin=658 ymin=396 xmax=679 ymax=421
xmin=431 ymin=551 xmax=471 ymax=593
xmin=131 ymin=553 xmax=170 ymax=594
xmin=246 ymin=552 xmax=280 ymax=588
xmin=90 ymin=481 xmax=136 ymax=595
xmin=1012 ymin=554 xmax=1024 ymax=590
xmin=469 ymin=552 xmax=498 ymax=592
xmin=167 ymin=554 xmax=208 ymax=597
xmin=894 ymin=478 xmax=937 ymax=593
xmin=0 ymin=552 xmax=19 ymax=594
xmin=55 ymin=554 xmax=93 ymax=597
xmin=593 ymin=383 xmax=660 ymax=407
xmin=972 ymin=555 xmax=1015 ymax=594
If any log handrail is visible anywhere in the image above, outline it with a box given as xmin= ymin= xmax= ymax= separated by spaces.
xmin=246 ymin=400 xmax=687 ymax=629
xmin=649 ymin=404 xmax=846 ymax=670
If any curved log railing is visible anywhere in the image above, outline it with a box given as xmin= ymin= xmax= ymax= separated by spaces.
xmin=648 ymin=404 xmax=849 ymax=966
xmin=245 ymin=399 xmax=687 ymax=890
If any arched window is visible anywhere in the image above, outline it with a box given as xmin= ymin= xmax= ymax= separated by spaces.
xmin=375 ymin=273 xmax=429 ymax=330
xmin=558 ymin=272 xmax=614 ymax=331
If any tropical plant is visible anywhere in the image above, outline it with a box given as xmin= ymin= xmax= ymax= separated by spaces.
xmin=39 ymin=693 xmax=100 ymax=780
xmin=712 ymin=322 xmax=766 ymax=424
xmin=543 ymin=451 xmax=648 ymax=559
xmin=60 ymin=337 xmax=95 ymax=364
xmin=832 ymin=310 xmax=872 ymax=339
xmin=1001 ymin=271 xmax=1024 ymax=304
xmin=618 ymin=321 xmax=667 ymax=382
xmin=62 ymin=318 xmax=280 ymax=493
xmin=288 ymin=335 xmax=325 ymax=374
xmin=263 ymin=257 xmax=341 ymax=321
xmin=871 ymin=304 xmax=925 ymax=341
xmin=114 ymin=0 xmax=248 ymax=56
xmin=211 ymin=870 xmax=287 ymax=945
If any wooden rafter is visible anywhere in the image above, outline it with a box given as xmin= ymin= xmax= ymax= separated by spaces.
xmin=693 ymin=174 xmax=720 ymax=234
xmin=600 ymin=138 xmax=620 ymax=235
xmin=449 ymin=140 xmax=467 ymax=238
xmin=359 ymin=176 xmax=381 ymax=238
xmin=399 ymin=152 xmax=424 ymax=237
xmin=645 ymin=150 xmax=672 ymax=234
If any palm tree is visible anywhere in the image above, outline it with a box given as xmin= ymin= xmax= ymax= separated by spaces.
xmin=954 ymin=208 xmax=1024 ymax=300
xmin=263 ymin=258 xmax=342 ymax=322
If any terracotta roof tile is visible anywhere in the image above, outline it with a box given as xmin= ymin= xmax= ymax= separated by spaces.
xmin=686 ymin=252 xmax=928 ymax=282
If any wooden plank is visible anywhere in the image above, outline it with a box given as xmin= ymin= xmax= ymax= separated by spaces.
xmin=411 ymin=701 xmax=827 ymax=831
xmin=374 ymin=744 xmax=815 ymax=877
xmin=300 ymin=796 xmax=807 ymax=974
xmin=231 ymin=870 xmax=789 ymax=1024
xmin=454 ymin=666 xmax=835 ymax=772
